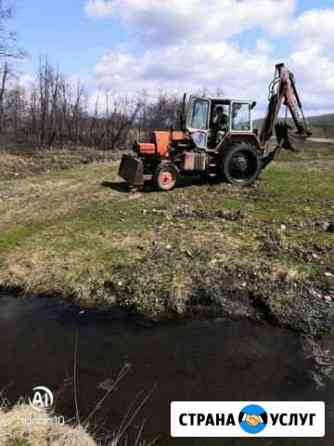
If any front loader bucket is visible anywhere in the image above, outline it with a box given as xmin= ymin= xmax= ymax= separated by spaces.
xmin=118 ymin=154 xmax=144 ymax=187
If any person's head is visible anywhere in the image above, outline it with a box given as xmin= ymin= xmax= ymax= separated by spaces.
xmin=215 ymin=106 xmax=223 ymax=116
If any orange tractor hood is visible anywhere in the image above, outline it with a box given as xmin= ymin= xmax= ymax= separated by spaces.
xmin=138 ymin=130 xmax=186 ymax=157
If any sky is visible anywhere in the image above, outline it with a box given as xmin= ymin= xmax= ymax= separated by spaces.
xmin=9 ymin=0 xmax=334 ymax=116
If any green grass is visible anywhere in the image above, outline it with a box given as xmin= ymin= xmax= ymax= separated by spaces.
xmin=0 ymin=144 xmax=333 ymax=331
xmin=13 ymin=440 xmax=32 ymax=446
xmin=0 ymin=226 xmax=35 ymax=250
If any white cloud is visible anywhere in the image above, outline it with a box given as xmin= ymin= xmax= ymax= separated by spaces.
xmin=288 ymin=8 xmax=334 ymax=114
xmin=94 ymin=41 xmax=274 ymax=115
xmin=90 ymin=0 xmax=295 ymax=101
xmin=85 ymin=0 xmax=113 ymax=19
xmin=87 ymin=0 xmax=334 ymax=115
xmin=85 ymin=0 xmax=296 ymax=42
xmin=289 ymin=45 xmax=334 ymax=96
xmin=294 ymin=9 xmax=334 ymax=50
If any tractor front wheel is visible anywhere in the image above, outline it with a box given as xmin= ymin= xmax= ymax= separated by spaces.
xmin=220 ymin=143 xmax=261 ymax=186
xmin=153 ymin=162 xmax=178 ymax=191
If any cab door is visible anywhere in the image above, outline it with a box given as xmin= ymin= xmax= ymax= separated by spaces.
xmin=186 ymin=96 xmax=210 ymax=149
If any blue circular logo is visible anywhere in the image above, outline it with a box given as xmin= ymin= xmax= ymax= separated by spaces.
xmin=239 ymin=404 xmax=268 ymax=434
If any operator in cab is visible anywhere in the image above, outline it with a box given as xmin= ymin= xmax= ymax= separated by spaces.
xmin=211 ymin=104 xmax=229 ymax=147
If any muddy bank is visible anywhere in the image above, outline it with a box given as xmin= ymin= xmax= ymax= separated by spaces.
xmin=2 ymin=253 xmax=334 ymax=338
xmin=1 ymin=208 xmax=334 ymax=336
xmin=112 ymin=255 xmax=334 ymax=336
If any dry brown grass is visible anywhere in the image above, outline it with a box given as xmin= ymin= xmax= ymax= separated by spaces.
xmin=0 ymin=147 xmax=120 ymax=181
xmin=0 ymin=404 xmax=96 ymax=446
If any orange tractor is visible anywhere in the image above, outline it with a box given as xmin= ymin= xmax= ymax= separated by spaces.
xmin=119 ymin=64 xmax=312 ymax=191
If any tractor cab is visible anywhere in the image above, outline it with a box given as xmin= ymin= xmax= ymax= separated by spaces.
xmin=184 ymin=95 xmax=256 ymax=150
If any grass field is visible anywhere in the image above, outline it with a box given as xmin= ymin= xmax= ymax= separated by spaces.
xmin=0 ymin=143 xmax=333 ymax=334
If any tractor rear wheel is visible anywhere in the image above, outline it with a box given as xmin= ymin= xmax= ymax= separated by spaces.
xmin=220 ymin=142 xmax=261 ymax=186
xmin=153 ymin=162 xmax=178 ymax=191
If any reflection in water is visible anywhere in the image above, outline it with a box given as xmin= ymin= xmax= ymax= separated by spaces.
xmin=0 ymin=293 xmax=333 ymax=445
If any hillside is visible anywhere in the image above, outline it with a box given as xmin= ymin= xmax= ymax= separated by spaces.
xmin=307 ymin=113 xmax=334 ymax=127
xmin=254 ymin=113 xmax=334 ymax=138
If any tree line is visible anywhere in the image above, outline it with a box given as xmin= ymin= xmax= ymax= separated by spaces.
xmin=0 ymin=58 xmax=185 ymax=151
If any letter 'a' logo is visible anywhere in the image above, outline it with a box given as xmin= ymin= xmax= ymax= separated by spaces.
xmin=29 ymin=386 xmax=54 ymax=412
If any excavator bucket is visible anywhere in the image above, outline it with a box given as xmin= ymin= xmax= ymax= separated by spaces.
xmin=275 ymin=121 xmax=308 ymax=151
xmin=119 ymin=154 xmax=144 ymax=187
xmin=262 ymin=120 xmax=309 ymax=170
xmin=275 ymin=122 xmax=297 ymax=151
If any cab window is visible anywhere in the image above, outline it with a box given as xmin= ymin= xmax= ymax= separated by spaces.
xmin=191 ymin=99 xmax=209 ymax=130
xmin=232 ymin=103 xmax=251 ymax=131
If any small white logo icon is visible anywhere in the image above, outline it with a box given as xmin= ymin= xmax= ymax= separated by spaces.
xmin=29 ymin=386 xmax=54 ymax=412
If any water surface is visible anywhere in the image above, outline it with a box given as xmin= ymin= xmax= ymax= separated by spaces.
xmin=0 ymin=293 xmax=333 ymax=445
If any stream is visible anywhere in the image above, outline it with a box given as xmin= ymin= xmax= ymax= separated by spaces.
xmin=0 ymin=292 xmax=333 ymax=445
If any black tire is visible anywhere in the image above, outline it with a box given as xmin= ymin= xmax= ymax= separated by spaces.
xmin=153 ymin=162 xmax=178 ymax=191
xmin=220 ymin=142 xmax=261 ymax=186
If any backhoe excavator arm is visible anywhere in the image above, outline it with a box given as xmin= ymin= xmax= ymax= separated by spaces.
xmin=260 ymin=64 xmax=311 ymax=163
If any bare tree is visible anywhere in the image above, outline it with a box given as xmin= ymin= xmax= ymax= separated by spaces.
xmin=0 ymin=60 xmax=9 ymax=131
xmin=138 ymin=92 xmax=182 ymax=136
xmin=0 ymin=3 xmax=193 ymax=152
xmin=0 ymin=54 xmax=188 ymax=152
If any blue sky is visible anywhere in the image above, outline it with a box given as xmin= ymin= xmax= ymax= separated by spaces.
xmin=12 ymin=1 xmax=126 ymax=76
xmin=9 ymin=1 xmax=334 ymax=115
